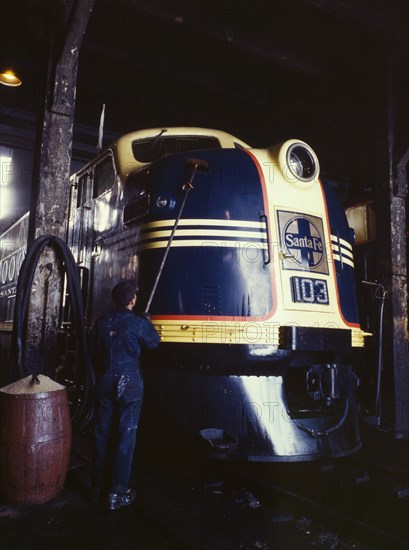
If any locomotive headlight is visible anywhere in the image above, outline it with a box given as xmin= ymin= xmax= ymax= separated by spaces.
xmin=286 ymin=143 xmax=318 ymax=182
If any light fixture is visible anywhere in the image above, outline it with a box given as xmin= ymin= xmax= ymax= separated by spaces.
xmin=0 ymin=70 xmax=22 ymax=87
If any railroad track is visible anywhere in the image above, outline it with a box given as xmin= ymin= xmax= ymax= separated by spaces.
xmin=68 ymin=433 xmax=408 ymax=549
xmin=228 ymin=457 xmax=408 ymax=550
xmin=128 ymin=453 xmax=408 ymax=550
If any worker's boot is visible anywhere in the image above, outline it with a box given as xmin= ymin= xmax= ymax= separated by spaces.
xmin=107 ymin=488 xmax=136 ymax=510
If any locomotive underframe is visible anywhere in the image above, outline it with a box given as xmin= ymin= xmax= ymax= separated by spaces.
xmin=143 ymin=343 xmax=362 ymax=461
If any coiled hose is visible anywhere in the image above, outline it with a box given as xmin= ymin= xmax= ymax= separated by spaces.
xmin=11 ymin=235 xmax=94 ymax=431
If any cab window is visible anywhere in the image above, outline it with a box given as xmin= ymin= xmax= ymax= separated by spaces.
xmin=93 ymin=156 xmax=115 ymax=198
xmin=76 ymin=174 xmax=88 ymax=208
xmin=132 ymin=136 xmax=220 ymax=163
xmin=123 ymin=170 xmax=150 ymax=226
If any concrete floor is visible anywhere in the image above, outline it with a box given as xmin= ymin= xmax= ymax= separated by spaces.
xmin=0 ymin=419 xmax=408 ymax=550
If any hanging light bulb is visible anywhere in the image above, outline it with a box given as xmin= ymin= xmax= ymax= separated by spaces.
xmin=0 ymin=70 xmax=22 ymax=87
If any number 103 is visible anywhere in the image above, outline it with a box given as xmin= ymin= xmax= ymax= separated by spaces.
xmin=291 ymin=276 xmax=329 ymax=305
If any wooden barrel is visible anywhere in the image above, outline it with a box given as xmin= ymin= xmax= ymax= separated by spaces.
xmin=0 ymin=389 xmax=72 ymax=505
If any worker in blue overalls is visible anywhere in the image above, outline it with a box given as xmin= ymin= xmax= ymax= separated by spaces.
xmin=89 ymin=280 xmax=160 ymax=510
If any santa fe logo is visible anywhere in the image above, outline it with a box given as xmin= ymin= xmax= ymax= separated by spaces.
xmin=277 ymin=211 xmax=328 ymax=274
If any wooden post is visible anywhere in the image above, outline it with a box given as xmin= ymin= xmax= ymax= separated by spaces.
xmin=25 ymin=0 xmax=95 ymax=376
xmin=375 ymin=53 xmax=409 ymax=437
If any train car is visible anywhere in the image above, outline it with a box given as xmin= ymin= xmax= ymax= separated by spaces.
xmin=0 ymin=213 xmax=29 ymax=330
xmin=63 ymin=127 xmax=369 ymax=461
xmin=0 ymin=128 xmax=370 ymax=460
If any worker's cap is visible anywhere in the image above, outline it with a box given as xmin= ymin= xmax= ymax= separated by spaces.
xmin=112 ymin=281 xmax=138 ymax=308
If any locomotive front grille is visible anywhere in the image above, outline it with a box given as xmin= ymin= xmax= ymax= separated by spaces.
xmin=279 ymin=325 xmax=352 ymax=351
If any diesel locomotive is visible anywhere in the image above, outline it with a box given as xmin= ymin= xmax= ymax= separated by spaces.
xmin=1 ymin=127 xmax=370 ymax=461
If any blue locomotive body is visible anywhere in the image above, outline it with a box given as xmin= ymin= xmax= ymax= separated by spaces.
xmin=129 ymin=141 xmax=366 ymax=460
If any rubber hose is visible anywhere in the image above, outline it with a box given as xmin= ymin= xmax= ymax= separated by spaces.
xmin=11 ymin=235 xmax=94 ymax=431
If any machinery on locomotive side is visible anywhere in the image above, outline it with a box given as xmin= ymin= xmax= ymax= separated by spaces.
xmin=66 ymin=127 xmax=369 ymax=461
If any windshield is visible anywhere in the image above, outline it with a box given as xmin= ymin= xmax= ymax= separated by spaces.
xmin=132 ymin=135 xmax=221 ymax=163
